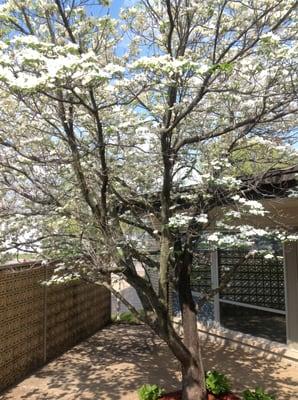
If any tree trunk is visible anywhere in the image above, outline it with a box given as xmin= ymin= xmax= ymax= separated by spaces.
xmin=182 ymin=358 xmax=206 ymax=400
xmin=178 ymin=249 xmax=207 ymax=400
xmin=180 ymin=306 xmax=206 ymax=400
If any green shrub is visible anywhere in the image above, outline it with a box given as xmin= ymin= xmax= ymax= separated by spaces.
xmin=243 ymin=388 xmax=275 ymax=400
xmin=205 ymin=370 xmax=231 ymax=395
xmin=118 ymin=311 xmax=138 ymax=323
xmin=113 ymin=310 xmax=144 ymax=324
xmin=137 ymin=384 xmax=165 ymax=400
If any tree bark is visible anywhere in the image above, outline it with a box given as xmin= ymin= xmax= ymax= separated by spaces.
xmin=178 ymin=249 xmax=206 ymax=400
xmin=182 ymin=359 xmax=206 ymax=400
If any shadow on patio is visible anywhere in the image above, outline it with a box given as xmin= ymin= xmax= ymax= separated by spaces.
xmin=1 ymin=324 xmax=298 ymax=400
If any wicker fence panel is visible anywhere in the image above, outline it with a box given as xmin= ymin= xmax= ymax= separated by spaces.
xmin=0 ymin=262 xmax=110 ymax=393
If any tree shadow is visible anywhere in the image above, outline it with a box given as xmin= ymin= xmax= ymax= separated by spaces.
xmin=1 ymin=324 xmax=180 ymax=400
xmin=1 ymin=324 xmax=298 ymax=400
xmin=200 ymin=334 xmax=298 ymax=399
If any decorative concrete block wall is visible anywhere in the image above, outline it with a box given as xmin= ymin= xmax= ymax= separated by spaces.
xmin=0 ymin=261 xmax=110 ymax=393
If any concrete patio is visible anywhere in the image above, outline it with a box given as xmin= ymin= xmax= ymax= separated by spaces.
xmin=1 ymin=324 xmax=298 ymax=400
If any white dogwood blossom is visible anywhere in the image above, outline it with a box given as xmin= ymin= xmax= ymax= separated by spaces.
xmin=0 ymin=2 xmax=297 ymax=395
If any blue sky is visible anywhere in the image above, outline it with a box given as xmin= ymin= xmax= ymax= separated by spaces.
xmin=89 ymin=1 xmax=130 ymax=18
xmin=108 ymin=0 xmax=124 ymax=18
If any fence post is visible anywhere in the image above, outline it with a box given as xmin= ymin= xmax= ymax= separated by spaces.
xmin=283 ymin=241 xmax=298 ymax=350
xmin=211 ymin=250 xmax=220 ymax=324
xmin=43 ymin=264 xmax=47 ymax=363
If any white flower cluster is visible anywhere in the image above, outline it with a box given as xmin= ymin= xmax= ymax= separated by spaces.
xmin=42 ymin=272 xmax=81 ymax=286
xmin=42 ymin=263 xmax=82 ymax=286
xmin=168 ymin=214 xmax=192 ymax=228
xmin=205 ymin=223 xmax=274 ymax=250
xmin=225 ymin=210 xmax=241 ymax=219
xmin=195 ymin=214 xmax=208 ymax=224
xmin=168 ymin=213 xmax=208 ymax=228
xmin=247 ymin=137 xmax=293 ymax=153
xmin=213 ymin=176 xmax=242 ymax=188
xmin=0 ymin=36 xmax=124 ymax=91
xmin=130 ymin=55 xmax=209 ymax=77
xmin=210 ymin=159 xmax=232 ymax=170
xmin=287 ymin=187 xmax=298 ymax=198
xmin=231 ymin=195 xmax=267 ymax=216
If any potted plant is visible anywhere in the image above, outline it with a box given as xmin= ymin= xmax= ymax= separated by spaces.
xmin=205 ymin=371 xmax=240 ymax=400
xmin=243 ymin=388 xmax=275 ymax=400
xmin=138 ymin=384 xmax=165 ymax=400
xmin=137 ymin=384 xmax=181 ymax=400
xmin=138 ymin=371 xmax=240 ymax=400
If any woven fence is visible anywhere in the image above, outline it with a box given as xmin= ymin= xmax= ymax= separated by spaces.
xmin=0 ymin=261 xmax=111 ymax=393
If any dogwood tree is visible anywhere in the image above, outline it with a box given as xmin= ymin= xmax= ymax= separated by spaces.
xmin=0 ymin=1 xmax=297 ymax=399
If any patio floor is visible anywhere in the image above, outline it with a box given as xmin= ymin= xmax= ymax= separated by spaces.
xmin=1 ymin=324 xmax=298 ymax=400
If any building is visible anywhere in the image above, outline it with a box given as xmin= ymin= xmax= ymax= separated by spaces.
xmin=172 ymin=166 xmax=298 ymax=358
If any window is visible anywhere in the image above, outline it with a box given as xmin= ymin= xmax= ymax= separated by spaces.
xmin=189 ymin=248 xmax=286 ymax=343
